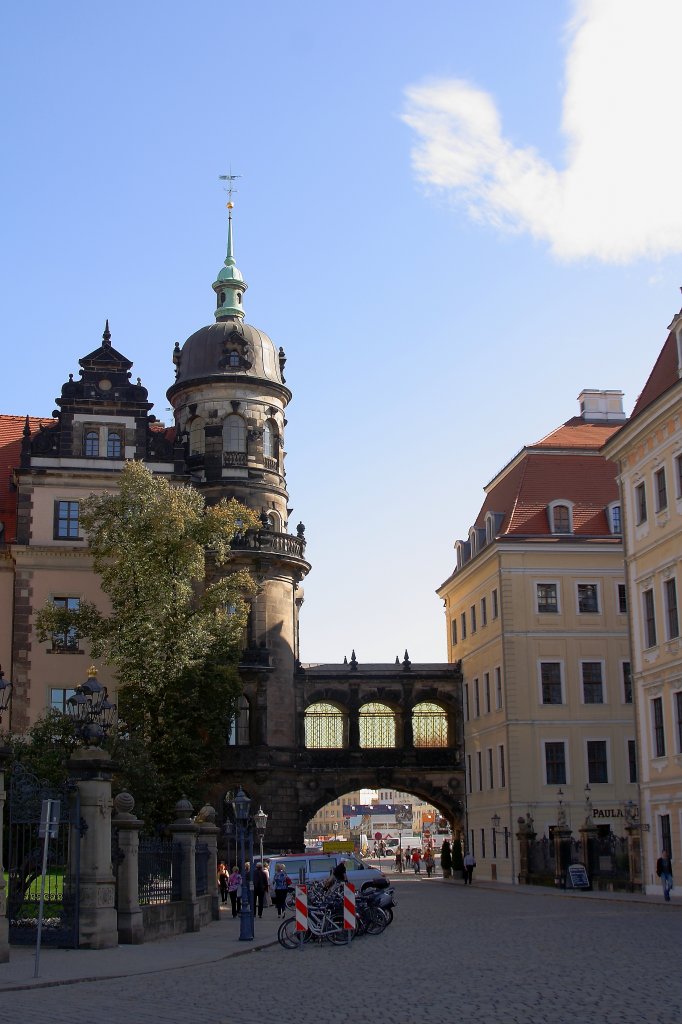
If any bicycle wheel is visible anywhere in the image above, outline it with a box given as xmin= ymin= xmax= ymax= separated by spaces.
xmin=363 ymin=906 xmax=388 ymax=935
xmin=327 ymin=919 xmax=353 ymax=945
xmin=278 ymin=917 xmax=309 ymax=948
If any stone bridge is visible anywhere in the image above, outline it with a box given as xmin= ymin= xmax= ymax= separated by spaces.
xmin=213 ymin=655 xmax=464 ymax=852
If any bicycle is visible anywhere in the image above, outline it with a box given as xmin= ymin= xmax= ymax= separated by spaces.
xmin=278 ymin=901 xmax=352 ymax=946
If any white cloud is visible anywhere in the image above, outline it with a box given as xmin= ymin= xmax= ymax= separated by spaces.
xmin=402 ymin=0 xmax=682 ymax=263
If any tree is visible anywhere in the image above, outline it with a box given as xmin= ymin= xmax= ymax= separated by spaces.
xmin=36 ymin=459 xmax=260 ymax=822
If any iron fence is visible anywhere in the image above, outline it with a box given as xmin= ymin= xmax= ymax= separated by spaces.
xmin=138 ymin=838 xmax=182 ymax=904
xmin=195 ymin=841 xmax=209 ymax=896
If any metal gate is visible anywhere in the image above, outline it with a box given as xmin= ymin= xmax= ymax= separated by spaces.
xmin=7 ymin=763 xmax=81 ymax=947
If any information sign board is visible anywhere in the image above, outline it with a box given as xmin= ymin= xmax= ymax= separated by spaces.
xmin=567 ymin=863 xmax=590 ymax=889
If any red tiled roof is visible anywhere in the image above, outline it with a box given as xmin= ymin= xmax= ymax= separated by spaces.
xmin=0 ymin=414 xmax=57 ymax=542
xmin=534 ymin=417 xmax=621 ymax=450
xmin=474 ymin=418 xmax=621 ymax=539
xmin=630 ymin=329 xmax=680 ymax=419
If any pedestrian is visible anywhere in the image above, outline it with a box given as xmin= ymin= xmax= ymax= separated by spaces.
xmin=253 ymin=862 xmax=268 ymax=918
xmin=411 ymin=848 xmax=422 ymax=874
xmin=440 ymin=840 xmax=452 ymax=880
xmin=463 ymin=850 xmax=476 ymax=884
xmin=262 ymin=858 xmax=271 ymax=908
xmin=228 ymin=864 xmax=242 ymax=917
xmin=395 ymin=847 xmax=403 ymax=872
xmin=273 ymin=862 xmax=290 ymax=917
xmin=218 ymin=861 xmax=229 ymax=905
xmin=424 ymin=847 xmax=435 ymax=877
xmin=656 ymin=849 xmax=674 ymax=901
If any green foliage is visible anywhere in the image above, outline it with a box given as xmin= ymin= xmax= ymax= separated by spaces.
xmin=33 ymin=460 xmax=260 ymax=824
xmin=452 ymin=833 xmax=464 ymax=871
xmin=3 ymin=711 xmax=78 ymax=787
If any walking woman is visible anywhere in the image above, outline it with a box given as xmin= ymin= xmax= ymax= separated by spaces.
xmin=228 ymin=865 xmax=242 ymax=917
xmin=273 ymin=863 xmax=291 ymax=918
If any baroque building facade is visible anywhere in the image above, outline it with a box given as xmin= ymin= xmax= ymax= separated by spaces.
xmin=0 ymin=209 xmax=463 ymax=850
xmin=437 ymin=391 xmax=636 ymax=884
xmin=604 ymin=308 xmax=682 ymax=892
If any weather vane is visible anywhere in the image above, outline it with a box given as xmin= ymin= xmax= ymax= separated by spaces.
xmin=219 ymin=171 xmax=241 ymax=207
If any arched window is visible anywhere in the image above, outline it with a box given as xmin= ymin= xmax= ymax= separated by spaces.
xmin=359 ymin=702 xmax=396 ymax=748
xmin=412 ymin=702 xmax=448 ymax=748
xmin=189 ymin=417 xmax=205 ymax=455
xmin=84 ymin=430 xmax=99 ymax=457
xmin=263 ymin=420 xmax=277 ymax=459
xmin=304 ymin=702 xmax=345 ymax=748
xmin=227 ymin=695 xmax=250 ymax=746
xmin=107 ymin=431 xmax=122 ymax=458
xmin=548 ymin=500 xmax=574 ymax=535
xmin=223 ymin=415 xmax=247 ymax=452
xmin=265 ymin=511 xmax=281 ymax=531
xmin=228 ymin=351 xmax=240 ymax=367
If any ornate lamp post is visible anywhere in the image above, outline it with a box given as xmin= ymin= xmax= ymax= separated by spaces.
xmin=233 ymin=787 xmax=254 ymax=941
xmin=66 ymin=666 xmax=116 ymax=745
xmin=0 ymin=667 xmax=14 ymax=727
xmin=254 ymin=806 xmax=268 ymax=865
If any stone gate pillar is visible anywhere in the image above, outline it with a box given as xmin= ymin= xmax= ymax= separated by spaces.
xmin=68 ymin=747 xmax=118 ymax=949
xmin=625 ymin=824 xmax=642 ymax=892
xmin=170 ymin=796 xmax=200 ymax=933
xmin=579 ymin=822 xmax=599 ymax=885
xmin=197 ymin=804 xmax=221 ymax=920
xmin=0 ymin=745 xmax=10 ymax=963
xmin=516 ymin=814 xmax=536 ymax=885
xmin=112 ymin=791 xmax=144 ymax=944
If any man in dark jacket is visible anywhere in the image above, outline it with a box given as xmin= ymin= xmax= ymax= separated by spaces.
xmin=656 ymin=850 xmax=673 ymax=902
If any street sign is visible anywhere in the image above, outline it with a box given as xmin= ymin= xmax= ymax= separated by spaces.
xmin=39 ymin=799 xmax=60 ymax=839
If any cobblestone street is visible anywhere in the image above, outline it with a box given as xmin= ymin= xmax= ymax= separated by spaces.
xmin=1 ymin=877 xmax=680 ymax=1024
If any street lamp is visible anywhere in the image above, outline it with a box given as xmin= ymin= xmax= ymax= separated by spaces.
xmin=233 ymin=787 xmax=254 ymax=941
xmin=254 ymin=805 xmax=268 ymax=865
xmin=0 ymin=666 xmax=14 ymax=726
xmin=66 ymin=666 xmax=116 ymax=745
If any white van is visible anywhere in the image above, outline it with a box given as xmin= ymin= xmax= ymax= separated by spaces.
xmin=258 ymin=853 xmax=387 ymax=890
xmin=385 ymin=835 xmax=420 ymax=853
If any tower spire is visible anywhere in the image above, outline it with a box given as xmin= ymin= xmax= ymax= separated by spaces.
xmin=213 ymin=174 xmax=247 ymax=321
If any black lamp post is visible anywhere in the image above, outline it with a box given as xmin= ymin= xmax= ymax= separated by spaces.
xmin=254 ymin=805 xmax=268 ymax=865
xmin=233 ymin=787 xmax=254 ymax=941
xmin=0 ymin=666 xmax=14 ymax=726
xmin=66 ymin=666 xmax=117 ymax=745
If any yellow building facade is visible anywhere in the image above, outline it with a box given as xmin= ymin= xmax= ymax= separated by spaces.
xmin=438 ymin=391 xmax=636 ymax=884
xmin=604 ymin=311 xmax=682 ymax=892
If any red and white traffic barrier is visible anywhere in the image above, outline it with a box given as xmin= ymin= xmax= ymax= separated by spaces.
xmin=343 ymin=882 xmax=356 ymax=931
xmin=295 ymin=885 xmax=308 ymax=932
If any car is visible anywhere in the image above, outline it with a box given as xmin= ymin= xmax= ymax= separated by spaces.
xmin=258 ymin=853 xmax=387 ymax=891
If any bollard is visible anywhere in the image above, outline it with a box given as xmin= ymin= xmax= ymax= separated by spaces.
xmin=343 ymin=882 xmax=356 ymax=945
xmin=295 ymin=884 xmax=308 ymax=950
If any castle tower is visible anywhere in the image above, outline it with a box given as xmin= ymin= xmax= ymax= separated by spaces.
xmin=167 ymin=204 xmax=311 ymax=827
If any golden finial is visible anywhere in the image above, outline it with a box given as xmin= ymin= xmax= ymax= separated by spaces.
xmin=227 ymin=201 xmax=234 ymax=209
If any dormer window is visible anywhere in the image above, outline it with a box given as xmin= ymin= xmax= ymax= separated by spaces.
xmin=607 ymin=502 xmax=622 ymax=534
xmin=228 ymin=351 xmax=240 ymax=368
xmin=547 ymin=500 xmax=573 ymax=535
xmin=468 ymin=528 xmax=477 ymax=555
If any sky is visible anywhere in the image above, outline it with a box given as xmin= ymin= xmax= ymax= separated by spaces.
xmin=3 ymin=0 xmax=682 ymax=665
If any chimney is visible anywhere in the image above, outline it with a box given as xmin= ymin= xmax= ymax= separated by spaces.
xmin=578 ymin=389 xmax=626 ymax=423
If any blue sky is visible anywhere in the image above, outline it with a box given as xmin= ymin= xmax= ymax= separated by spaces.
xmin=3 ymin=1 xmax=681 ymax=663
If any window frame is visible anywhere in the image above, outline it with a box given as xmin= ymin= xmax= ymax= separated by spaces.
xmin=470 ymin=604 xmax=477 ymax=634
xmin=664 ymin=577 xmax=679 ymax=640
xmin=539 ymin=660 xmax=564 ymax=706
xmin=675 ymin=691 xmax=682 ymax=754
xmin=580 ymin=659 xmax=605 ymax=705
xmin=627 ymin=738 xmax=638 ymax=784
xmin=577 ymin=582 xmax=600 ymax=614
xmin=484 ymin=672 xmax=491 ymax=714
xmin=498 ymin=744 xmax=506 ymax=788
xmin=654 ymin=466 xmax=668 ymax=513
xmin=495 ymin=666 xmax=503 ymax=710
xmin=544 ymin=740 xmax=567 ymax=786
xmin=617 ymin=582 xmax=627 ymax=615
xmin=83 ymin=429 xmax=100 ymax=457
xmin=536 ymin=581 xmax=559 ymax=614
xmin=586 ymin=739 xmax=609 ymax=784
xmin=53 ymin=499 xmax=80 ymax=540
xmin=607 ymin=501 xmax=622 ymax=535
xmin=50 ymin=596 xmax=81 ymax=652
xmin=652 ymin=696 xmax=665 ymax=758
xmin=634 ymin=481 xmax=647 ymax=525
xmin=547 ymin=500 xmax=573 ymax=535
xmin=107 ymin=430 xmax=123 ymax=459
xmin=643 ymin=588 xmax=657 ymax=648
xmin=492 ymin=588 xmax=499 ymax=619
xmin=450 ymin=618 xmax=457 ymax=646
xmin=480 ymin=596 xmax=487 ymax=627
